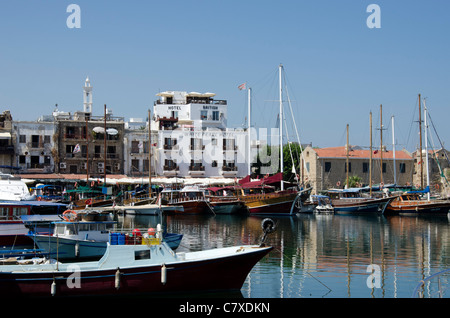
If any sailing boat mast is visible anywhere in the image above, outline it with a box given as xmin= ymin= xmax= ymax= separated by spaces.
xmin=346 ymin=124 xmax=349 ymax=189
xmin=279 ymin=64 xmax=284 ymax=191
xmin=380 ymin=104 xmax=383 ymax=187
xmin=370 ymin=112 xmax=373 ymax=197
xmin=248 ymin=87 xmax=252 ymax=176
xmin=148 ymin=109 xmax=152 ymax=198
xmin=423 ymin=99 xmax=430 ymax=201
xmin=392 ymin=115 xmax=396 ymax=185
xmin=418 ymin=94 xmax=423 ymax=189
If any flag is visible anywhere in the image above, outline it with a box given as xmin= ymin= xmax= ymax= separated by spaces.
xmin=73 ymin=144 xmax=81 ymax=153
xmin=238 ymin=83 xmax=246 ymax=90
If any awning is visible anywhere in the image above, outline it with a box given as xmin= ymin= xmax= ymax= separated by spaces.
xmin=0 ymin=132 xmax=11 ymax=139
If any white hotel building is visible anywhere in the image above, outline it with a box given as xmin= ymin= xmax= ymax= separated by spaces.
xmin=150 ymin=91 xmax=250 ymax=179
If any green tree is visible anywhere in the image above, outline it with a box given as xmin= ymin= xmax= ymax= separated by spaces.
xmin=345 ymin=175 xmax=362 ymax=188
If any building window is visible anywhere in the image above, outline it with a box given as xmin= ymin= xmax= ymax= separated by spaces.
xmin=131 ymin=141 xmax=140 ymax=153
xmin=212 ymin=138 xmax=217 ymax=146
xmin=31 ymin=135 xmax=40 ymax=148
xmin=44 ymin=135 xmax=51 ymax=144
xmin=212 ymin=111 xmax=219 ymax=121
xmin=363 ymin=162 xmax=369 ymax=173
xmin=345 ymin=162 xmax=351 ymax=173
xmin=399 ymin=163 xmax=406 ymax=173
xmin=382 ymin=162 xmax=386 ymax=173
xmin=131 ymin=159 xmax=139 ymax=173
xmin=200 ymin=110 xmax=208 ymax=120
xmin=325 ymin=162 xmax=331 ymax=172
xmin=212 ymin=160 xmax=218 ymax=167
xmin=19 ymin=155 xmax=26 ymax=164
xmin=19 ymin=135 xmax=26 ymax=143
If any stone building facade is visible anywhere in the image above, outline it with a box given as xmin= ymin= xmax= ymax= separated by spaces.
xmin=302 ymin=145 xmax=414 ymax=194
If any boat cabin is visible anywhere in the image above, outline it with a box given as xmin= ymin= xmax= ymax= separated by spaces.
xmin=53 ymin=220 xmax=116 ymax=241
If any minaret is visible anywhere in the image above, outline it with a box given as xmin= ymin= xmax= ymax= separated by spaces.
xmin=83 ymin=77 xmax=93 ymax=113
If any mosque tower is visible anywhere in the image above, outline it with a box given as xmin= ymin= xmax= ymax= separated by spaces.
xmin=83 ymin=77 xmax=93 ymax=113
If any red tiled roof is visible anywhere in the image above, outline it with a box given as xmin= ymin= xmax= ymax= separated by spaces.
xmin=313 ymin=146 xmax=412 ymax=160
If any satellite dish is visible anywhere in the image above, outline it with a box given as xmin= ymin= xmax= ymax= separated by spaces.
xmin=106 ymin=128 xmax=118 ymax=135
xmin=93 ymin=127 xmax=105 ymax=133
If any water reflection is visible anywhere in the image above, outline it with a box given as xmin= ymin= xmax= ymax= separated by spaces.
xmin=118 ymin=213 xmax=450 ymax=298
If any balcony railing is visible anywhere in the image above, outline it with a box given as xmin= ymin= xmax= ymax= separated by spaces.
xmin=163 ymin=165 xmax=179 ymax=171
xmin=189 ymin=165 xmax=205 ymax=171
xmin=222 ymin=166 xmax=237 ymax=171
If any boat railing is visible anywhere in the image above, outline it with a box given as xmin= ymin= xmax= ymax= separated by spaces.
xmin=169 ymin=196 xmax=206 ymax=203
xmin=411 ymin=268 xmax=450 ymax=298
xmin=109 ymin=230 xmax=162 ymax=246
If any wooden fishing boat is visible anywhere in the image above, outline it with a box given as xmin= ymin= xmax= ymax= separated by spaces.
xmin=327 ymin=188 xmax=394 ymax=214
xmin=0 ymin=222 xmax=273 ymax=297
xmin=205 ymin=187 xmax=245 ymax=214
xmin=384 ymin=190 xmax=450 ymax=215
xmin=238 ymin=186 xmax=311 ymax=215
xmin=160 ymin=186 xmax=213 ymax=214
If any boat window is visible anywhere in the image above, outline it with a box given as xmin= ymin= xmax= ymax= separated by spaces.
xmin=55 ymin=224 xmax=65 ymax=235
xmin=0 ymin=207 xmax=9 ymax=218
xmin=66 ymin=224 xmax=78 ymax=235
xmin=12 ymin=207 xmax=28 ymax=216
xmin=79 ymin=223 xmax=89 ymax=231
xmin=135 ymin=249 xmax=150 ymax=260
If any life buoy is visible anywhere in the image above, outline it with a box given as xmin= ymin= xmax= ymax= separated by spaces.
xmin=435 ymin=184 xmax=440 ymax=190
xmin=336 ymin=181 xmax=341 ymax=187
xmin=85 ymin=198 xmax=92 ymax=205
xmin=37 ymin=196 xmax=42 ymax=201
xmin=62 ymin=210 xmax=77 ymax=222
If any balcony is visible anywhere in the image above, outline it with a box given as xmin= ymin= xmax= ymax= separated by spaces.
xmin=163 ymin=165 xmax=179 ymax=176
xmin=221 ymin=165 xmax=238 ymax=177
xmin=189 ymin=165 xmax=205 ymax=176
xmin=190 ymin=145 xmax=205 ymax=151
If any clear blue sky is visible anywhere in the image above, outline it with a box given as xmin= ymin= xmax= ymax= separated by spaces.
xmin=0 ymin=1 xmax=449 ymax=151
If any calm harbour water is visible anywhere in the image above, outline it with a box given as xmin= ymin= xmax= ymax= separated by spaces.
xmin=118 ymin=212 xmax=450 ymax=299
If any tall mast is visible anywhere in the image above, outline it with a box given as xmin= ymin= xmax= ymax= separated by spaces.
xmin=380 ymin=104 xmax=383 ymax=187
xmin=418 ymin=94 xmax=423 ymax=189
xmin=346 ymin=124 xmax=349 ymax=189
xmin=148 ymin=109 xmax=152 ymax=198
xmin=248 ymin=87 xmax=252 ymax=176
xmin=392 ymin=115 xmax=396 ymax=185
xmin=279 ymin=64 xmax=284 ymax=190
xmin=423 ymin=100 xmax=430 ymax=200
xmin=103 ymin=104 xmax=107 ymax=185
xmin=370 ymin=112 xmax=373 ymax=197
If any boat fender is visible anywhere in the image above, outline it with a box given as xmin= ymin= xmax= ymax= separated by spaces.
xmin=115 ymin=268 xmax=121 ymax=290
xmin=75 ymin=242 xmax=80 ymax=257
xmin=161 ymin=263 xmax=167 ymax=285
xmin=51 ymin=279 xmax=56 ymax=296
